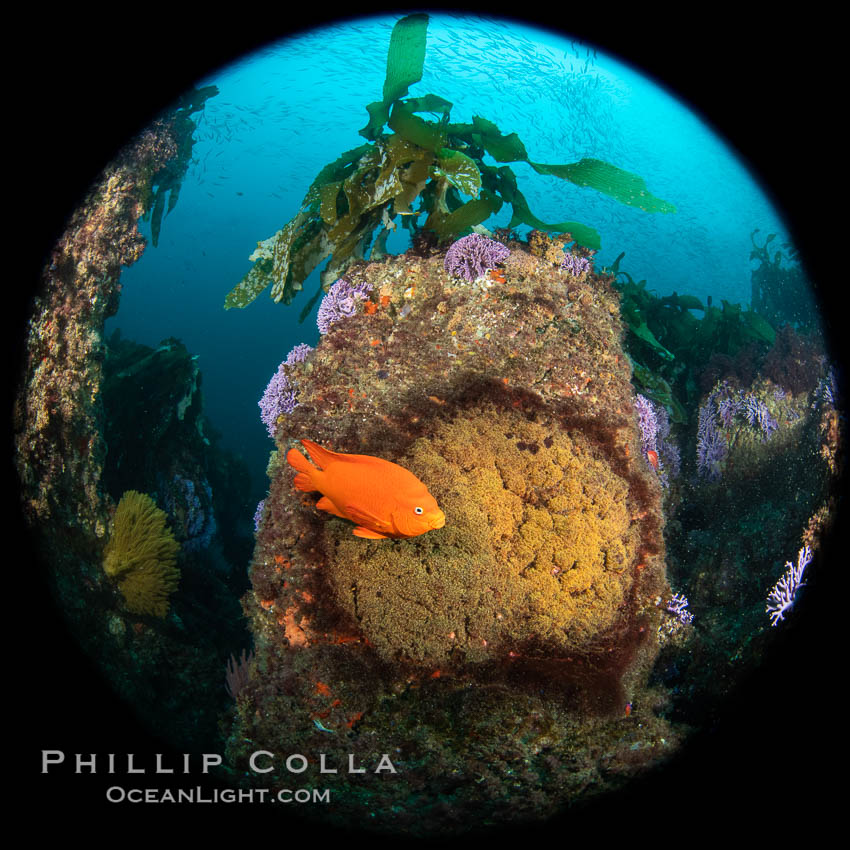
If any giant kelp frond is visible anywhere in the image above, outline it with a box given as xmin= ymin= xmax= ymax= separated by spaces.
xmin=141 ymin=85 xmax=218 ymax=247
xmin=531 ymin=158 xmax=676 ymax=214
xmin=360 ymin=13 xmax=430 ymax=141
xmin=103 ymin=490 xmax=180 ymax=617
xmin=455 ymin=116 xmax=676 ymax=215
xmin=225 ymin=130 xmax=442 ymax=310
xmin=224 ymin=14 xmax=676 ymax=310
xmin=224 ymin=138 xmax=434 ymax=309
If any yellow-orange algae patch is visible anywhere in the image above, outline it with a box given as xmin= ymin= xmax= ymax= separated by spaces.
xmin=323 ymin=404 xmax=642 ymax=668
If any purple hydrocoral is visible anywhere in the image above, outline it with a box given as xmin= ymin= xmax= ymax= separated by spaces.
xmin=666 ymin=592 xmax=694 ymax=625
xmin=717 ymin=396 xmax=743 ymax=429
xmin=284 ymin=342 xmax=313 ymax=366
xmin=258 ymin=342 xmax=314 ymax=438
xmin=696 ymin=393 xmax=726 ymax=479
xmin=634 ymin=394 xmax=681 ymax=483
xmin=634 ymin=394 xmax=658 ymax=456
xmin=317 ymin=277 xmax=373 ymax=335
xmin=697 ymin=382 xmax=782 ymax=478
xmin=444 ymin=233 xmax=510 ymax=282
xmin=766 ymin=545 xmax=812 ymax=626
xmin=259 ymin=367 xmax=297 ymax=437
xmin=561 ymin=252 xmax=592 ymax=276
xmin=744 ymin=396 xmax=778 ymax=440
xmin=816 ymin=365 xmax=837 ymax=407
xmin=253 ymin=499 xmax=266 ymax=533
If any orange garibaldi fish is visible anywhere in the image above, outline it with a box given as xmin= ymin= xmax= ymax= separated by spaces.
xmin=286 ymin=439 xmax=446 ymax=540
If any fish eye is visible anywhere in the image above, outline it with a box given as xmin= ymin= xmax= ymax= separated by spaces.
xmin=414 ymin=507 xmax=423 ymax=515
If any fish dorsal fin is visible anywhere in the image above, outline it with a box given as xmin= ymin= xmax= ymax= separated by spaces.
xmin=301 ymin=439 xmax=389 ymax=472
xmin=300 ymin=439 xmax=350 ymax=470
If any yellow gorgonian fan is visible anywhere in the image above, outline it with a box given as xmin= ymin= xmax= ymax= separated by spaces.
xmin=103 ymin=490 xmax=180 ymax=617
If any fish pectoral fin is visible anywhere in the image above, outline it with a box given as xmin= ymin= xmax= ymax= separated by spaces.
xmin=352 ymin=526 xmax=389 ymax=540
xmin=292 ymin=472 xmax=314 ymax=492
xmin=316 ymin=496 xmax=346 ymax=518
xmin=344 ymin=504 xmax=386 ymax=529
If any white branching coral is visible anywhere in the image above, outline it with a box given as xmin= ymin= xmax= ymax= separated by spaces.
xmin=766 ymin=545 xmax=812 ymax=626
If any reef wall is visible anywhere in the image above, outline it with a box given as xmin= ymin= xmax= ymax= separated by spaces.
xmin=15 ymin=101 xmax=247 ymax=754
xmin=231 ymin=233 xmax=677 ymax=832
xmin=15 ymin=127 xmax=171 ymax=538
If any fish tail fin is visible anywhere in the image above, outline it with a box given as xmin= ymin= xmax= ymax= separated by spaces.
xmin=286 ymin=447 xmax=317 ymax=492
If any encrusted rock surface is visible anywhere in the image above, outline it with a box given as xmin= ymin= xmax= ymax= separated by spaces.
xmin=230 ymin=235 xmax=676 ymax=833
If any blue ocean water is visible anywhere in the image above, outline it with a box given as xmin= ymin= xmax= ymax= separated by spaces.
xmin=106 ymin=13 xmax=792 ymax=503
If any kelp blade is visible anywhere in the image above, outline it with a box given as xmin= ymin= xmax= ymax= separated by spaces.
xmin=224 ymin=258 xmax=273 ymax=310
xmin=468 ymin=116 xmax=675 ymax=216
xmin=361 ymin=14 xmax=429 ymax=139
xmin=383 ymin=14 xmax=429 ymax=103
xmin=532 ymin=158 xmax=676 ymax=214
xmin=436 ymin=148 xmax=481 ymax=198
xmin=388 ymin=101 xmax=446 ymax=152
xmin=426 ymin=192 xmax=503 ymax=239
